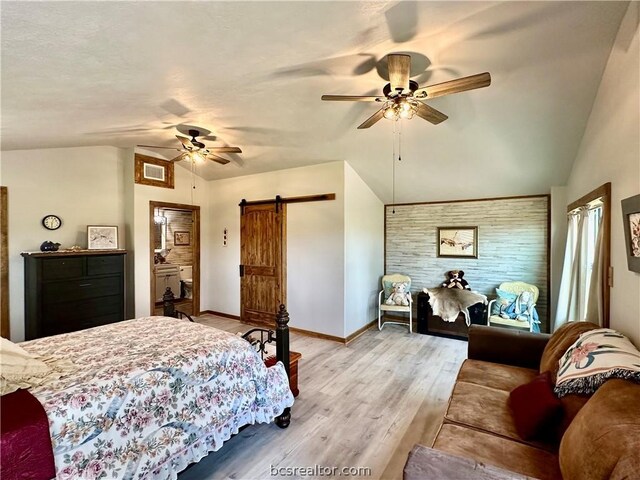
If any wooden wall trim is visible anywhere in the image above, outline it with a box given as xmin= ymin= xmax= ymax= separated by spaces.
xmin=1 ymin=187 xmax=9 ymax=339
xmin=200 ymin=310 xmax=241 ymax=321
xmin=387 ymin=193 xmax=549 ymax=208
xmin=566 ymin=182 xmax=611 ymax=328
xmin=567 ymin=183 xmax=611 ymax=213
xmin=135 ymin=154 xmax=175 ymax=189
xmin=200 ymin=311 xmax=376 ymax=345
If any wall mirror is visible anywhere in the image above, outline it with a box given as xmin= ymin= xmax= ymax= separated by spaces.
xmin=153 ymin=211 xmax=167 ymax=252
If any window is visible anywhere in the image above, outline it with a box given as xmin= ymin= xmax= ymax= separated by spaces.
xmin=555 ymin=184 xmax=611 ymax=330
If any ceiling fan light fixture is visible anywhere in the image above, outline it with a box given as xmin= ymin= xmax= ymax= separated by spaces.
xmin=188 ymin=151 xmax=205 ymax=163
xmin=383 ymin=98 xmax=418 ymax=121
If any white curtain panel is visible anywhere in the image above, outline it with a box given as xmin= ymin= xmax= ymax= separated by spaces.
xmin=554 ymin=206 xmax=604 ymax=331
xmin=585 ymin=208 xmax=604 ymax=325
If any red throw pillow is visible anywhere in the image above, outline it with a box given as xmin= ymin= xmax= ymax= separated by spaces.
xmin=509 ymin=371 xmax=562 ymax=440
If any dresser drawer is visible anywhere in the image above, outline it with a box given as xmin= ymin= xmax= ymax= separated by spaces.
xmin=43 ymin=276 xmax=122 ymax=304
xmin=87 ymin=255 xmax=123 ymax=276
xmin=42 ymin=295 xmax=122 ymax=324
xmin=42 ymin=313 xmax=123 ymax=337
xmin=41 ymin=257 xmax=84 ymax=280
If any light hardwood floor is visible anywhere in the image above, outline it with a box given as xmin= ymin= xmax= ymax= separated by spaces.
xmin=179 ymin=314 xmax=467 ymax=480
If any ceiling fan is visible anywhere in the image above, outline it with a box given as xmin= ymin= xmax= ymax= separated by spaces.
xmin=321 ymin=54 xmax=491 ymax=129
xmin=138 ymin=129 xmax=242 ymax=165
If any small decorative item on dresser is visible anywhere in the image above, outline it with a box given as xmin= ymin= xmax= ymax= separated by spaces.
xmin=622 ymin=193 xmax=640 ymax=273
xmin=87 ymin=225 xmax=118 ymax=250
xmin=39 ymin=241 xmax=60 ymax=252
xmin=174 ymin=231 xmax=190 ymax=246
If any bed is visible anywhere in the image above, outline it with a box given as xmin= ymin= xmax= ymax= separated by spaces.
xmin=0 ymin=314 xmax=294 ymax=480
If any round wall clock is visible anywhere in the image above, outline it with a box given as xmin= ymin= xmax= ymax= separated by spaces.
xmin=42 ymin=214 xmax=62 ymax=230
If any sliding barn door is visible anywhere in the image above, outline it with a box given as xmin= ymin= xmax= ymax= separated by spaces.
xmin=240 ymin=203 xmax=286 ymax=326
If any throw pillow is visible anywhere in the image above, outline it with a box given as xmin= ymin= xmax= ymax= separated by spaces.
xmin=1 ymin=337 xmax=51 ymax=395
xmin=539 ymin=321 xmax=600 ymax=381
xmin=555 ymin=328 xmax=640 ymax=397
xmin=509 ymin=371 xmax=562 ymax=440
xmin=490 ymin=288 xmax=517 ymax=316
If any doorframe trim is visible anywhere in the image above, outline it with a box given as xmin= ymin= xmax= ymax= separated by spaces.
xmin=149 ymin=201 xmax=201 ymax=316
xmin=1 ymin=187 xmax=9 ymax=339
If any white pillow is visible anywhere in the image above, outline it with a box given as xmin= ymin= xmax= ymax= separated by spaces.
xmin=1 ymin=337 xmax=51 ymax=395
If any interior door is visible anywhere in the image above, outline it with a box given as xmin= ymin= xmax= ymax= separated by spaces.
xmin=240 ymin=202 xmax=286 ymax=326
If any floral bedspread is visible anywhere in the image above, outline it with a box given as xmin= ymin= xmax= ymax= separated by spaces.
xmin=21 ymin=317 xmax=294 ymax=480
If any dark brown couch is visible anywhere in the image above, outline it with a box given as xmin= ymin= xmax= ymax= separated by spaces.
xmin=405 ymin=323 xmax=640 ymax=480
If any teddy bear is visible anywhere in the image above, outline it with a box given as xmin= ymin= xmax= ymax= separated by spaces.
xmin=442 ymin=270 xmax=471 ymax=290
xmin=385 ymin=282 xmax=411 ymax=306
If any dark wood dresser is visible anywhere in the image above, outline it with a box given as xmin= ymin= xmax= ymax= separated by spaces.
xmin=22 ymin=250 xmax=127 ymax=340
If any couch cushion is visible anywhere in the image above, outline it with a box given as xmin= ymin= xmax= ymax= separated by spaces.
xmin=433 ymin=423 xmax=561 ymax=480
xmin=444 ymin=381 xmax=557 ymax=451
xmin=540 ymin=321 xmax=599 ymax=380
xmin=457 ymin=359 xmax=539 ymax=391
xmin=559 ymin=379 xmax=640 ymax=480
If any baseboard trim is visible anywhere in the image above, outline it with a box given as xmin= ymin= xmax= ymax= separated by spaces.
xmin=344 ymin=319 xmax=377 ymax=345
xmin=200 ymin=310 xmax=241 ymax=321
xmin=199 ymin=311 xmax=377 ymax=345
xmin=288 ymin=326 xmax=345 ymax=343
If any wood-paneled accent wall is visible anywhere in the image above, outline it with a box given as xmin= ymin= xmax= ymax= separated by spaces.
xmin=385 ymin=195 xmax=550 ymax=332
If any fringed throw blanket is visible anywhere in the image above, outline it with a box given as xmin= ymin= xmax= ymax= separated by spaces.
xmin=424 ymin=288 xmax=488 ymax=326
xmin=555 ymin=328 xmax=640 ymax=397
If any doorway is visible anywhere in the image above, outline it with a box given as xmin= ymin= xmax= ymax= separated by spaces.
xmin=240 ymin=202 xmax=287 ymax=326
xmin=149 ymin=201 xmax=200 ymax=316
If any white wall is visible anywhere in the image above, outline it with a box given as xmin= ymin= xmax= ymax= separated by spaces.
xmin=550 ymin=186 xmax=568 ymax=323
xmin=1 ymin=146 xmax=129 ymax=341
xmin=565 ymin=2 xmax=640 ymax=345
xmin=132 ymin=157 xmax=210 ymax=318
xmin=207 ymin=162 xmax=345 ymax=338
xmin=344 ymin=162 xmax=384 ymax=337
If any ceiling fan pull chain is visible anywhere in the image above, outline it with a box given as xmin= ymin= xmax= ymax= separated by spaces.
xmin=190 ymin=157 xmax=196 ymax=205
xmin=398 ymin=119 xmax=402 ymax=162
xmin=392 ymin=121 xmax=397 ymax=214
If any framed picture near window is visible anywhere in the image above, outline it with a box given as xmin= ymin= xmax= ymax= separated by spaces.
xmin=87 ymin=225 xmax=119 ymax=250
xmin=174 ymin=231 xmax=191 ymax=246
xmin=622 ymin=193 xmax=640 ymax=273
xmin=437 ymin=226 xmax=478 ymax=258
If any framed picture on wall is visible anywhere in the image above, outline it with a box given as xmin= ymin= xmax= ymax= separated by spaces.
xmin=622 ymin=193 xmax=640 ymax=273
xmin=87 ymin=225 xmax=119 ymax=250
xmin=437 ymin=226 xmax=478 ymax=258
xmin=174 ymin=231 xmax=190 ymax=246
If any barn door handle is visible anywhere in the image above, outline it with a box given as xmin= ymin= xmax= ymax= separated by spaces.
xmin=239 ymin=265 xmax=244 ymax=277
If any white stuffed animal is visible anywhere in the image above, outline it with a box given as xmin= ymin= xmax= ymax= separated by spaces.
xmin=385 ymin=282 xmax=410 ymax=306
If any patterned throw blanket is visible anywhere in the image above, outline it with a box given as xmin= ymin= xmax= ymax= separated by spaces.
xmin=555 ymin=328 xmax=640 ymax=397
xmin=424 ymin=288 xmax=488 ymax=326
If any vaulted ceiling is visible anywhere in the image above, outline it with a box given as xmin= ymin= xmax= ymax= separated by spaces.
xmin=1 ymin=1 xmax=628 ymax=202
